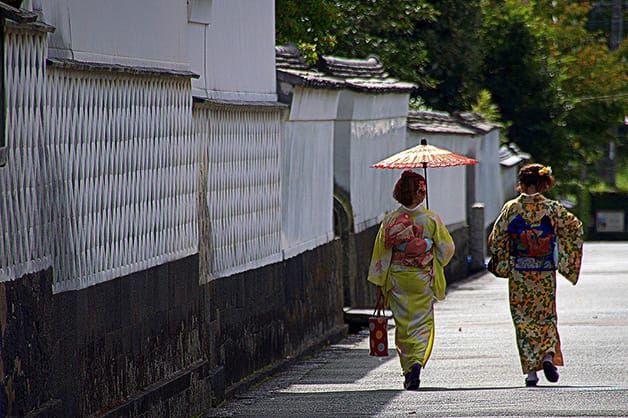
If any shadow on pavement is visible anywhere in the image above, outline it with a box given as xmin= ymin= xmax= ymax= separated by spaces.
xmin=418 ymin=385 xmax=521 ymax=392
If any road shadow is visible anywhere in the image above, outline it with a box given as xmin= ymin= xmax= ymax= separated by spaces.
xmin=417 ymin=385 xmax=520 ymax=392
xmin=418 ymin=384 xmax=622 ymax=392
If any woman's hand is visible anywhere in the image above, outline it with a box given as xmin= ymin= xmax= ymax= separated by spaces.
xmin=376 ymin=287 xmax=385 ymax=309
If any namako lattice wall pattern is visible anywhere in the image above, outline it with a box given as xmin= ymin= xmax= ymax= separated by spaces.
xmin=46 ymin=69 xmax=198 ymax=292
xmin=195 ymin=103 xmax=282 ymax=279
xmin=0 ymin=26 xmax=51 ymax=282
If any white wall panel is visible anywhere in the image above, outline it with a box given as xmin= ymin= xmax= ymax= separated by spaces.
xmin=289 ymin=87 xmax=339 ymax=121
xmin=282 ymin=121 xmax=334 ymax=258
xmin=0 ymin=28 xmax=51 ymax=282
xmin=475 ymin=130 xmax=504 ymax=226
xmin=349 ymin=118 xmax=406 ymax=232
xmin=501 ymin=166 xmax=519 ymax=201
xmin=46 ymin=70 xmax=197 ymax=292
xmin=342 ymin=92 xmax=411 ymax=121
xmin=195 ymin=104 xmax=282 ymax=278
xmin=334 ymin=92 xmax=410 ymax=233
xmin=202 ymin=0 xmax=277 ymax=101
xmin=43 ymin=0 xmax=189 ymax=71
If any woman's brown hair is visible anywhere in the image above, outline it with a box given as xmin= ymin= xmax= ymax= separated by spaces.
xmin=518 ymin=163 xmax=555 ymax=193
xmin=393 ymin=170 xmax=426 ymax=206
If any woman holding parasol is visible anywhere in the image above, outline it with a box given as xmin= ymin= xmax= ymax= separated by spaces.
xmin=367 ymin=170 xmax=454 ymax=390
xmin=367 ymin=139 xmax=476 ymax=390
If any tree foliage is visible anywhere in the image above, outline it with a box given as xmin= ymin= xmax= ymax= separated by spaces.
xmin=480 ymin=0 xmax=627 ymax=181
xmin=415 ymin=0 xmax=485 ymax=111
xmin=480 ymin=1 xmax=570 ymax=168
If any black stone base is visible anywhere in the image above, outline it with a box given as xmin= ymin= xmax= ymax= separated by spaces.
xmin=1 ymin=239 xmax=346 ymax=417
xmin=206 ymin=239 xmax=345 ymax=392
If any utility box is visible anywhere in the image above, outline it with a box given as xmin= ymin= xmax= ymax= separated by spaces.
xmin=588 ymin=192 xmax=628 ymax=240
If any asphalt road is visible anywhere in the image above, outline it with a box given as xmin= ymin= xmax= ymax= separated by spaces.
xmin=210 ymin=242 xmax=628 ymax=417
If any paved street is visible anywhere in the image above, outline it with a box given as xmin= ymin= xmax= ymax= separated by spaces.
xmin=211 ymin=242 xmax=628 ymax=417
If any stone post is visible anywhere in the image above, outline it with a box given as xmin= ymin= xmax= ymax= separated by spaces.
xmin=469 ymin=203 xmax=486 ymax=272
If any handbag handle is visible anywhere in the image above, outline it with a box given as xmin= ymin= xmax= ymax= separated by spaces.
xmin=373 ymin=289 xmax=385 ymax=317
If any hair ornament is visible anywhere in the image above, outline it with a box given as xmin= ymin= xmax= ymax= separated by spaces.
xmin=538 ymin=166 xmax=552 ymax=176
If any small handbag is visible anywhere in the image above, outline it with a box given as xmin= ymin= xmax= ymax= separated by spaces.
xmin=368 ymin=292 xmax=389 ymax=357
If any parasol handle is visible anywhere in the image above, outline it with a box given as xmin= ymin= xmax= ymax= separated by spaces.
xmin=421 ymin=138 xmax=429 ymax=209
xmin=423 ymin=161 xmax=429 ymax=209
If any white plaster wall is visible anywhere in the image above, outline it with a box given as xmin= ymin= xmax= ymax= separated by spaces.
xmin=282 ymin=87 xmax=338 ymax=258
xmin=282 ymin=122 xmax=334 ymax=257
xmin=406 ymin=132 xmax=468 ymax=227
xmin=349 ymin=118 xmax=407 ymax=232
xmin=195 ymin=0 xmax=276 ymax=101
xmin=289 ymin=87 xmax=340 ymax=121
xmin=42 ymin=0 xmax=189 ymax=71
xmin=475 ymin=130 xmax=504 ymax=227
xmin=501 ymin=166 xmax=519 ymax=201
xmin=337 ymin=91 xmax=409 ymax=121
xmin=335 ymin=91 xmax=410 ymax=232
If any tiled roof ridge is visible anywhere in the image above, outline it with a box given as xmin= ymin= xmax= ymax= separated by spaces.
xmin=275 ymin=46 xmax=415 ymax=94
xmin=275 ymin=45 xmax=310 ymax=70
xmin=318 ymin=55 xmax=387 ymax=79
xmin=407 ymin=109 xmax=477 ymax=135
xmin=408 ymin=109 xmax=454 ymax=121
xmin=452 ymin=111 xmax=501 ymax=133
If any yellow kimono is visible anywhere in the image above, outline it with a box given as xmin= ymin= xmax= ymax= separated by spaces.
xmin=488 ymin=193 xmax=584 ymax=373
xmin=368 ymin=205 xmax=455 ymax=373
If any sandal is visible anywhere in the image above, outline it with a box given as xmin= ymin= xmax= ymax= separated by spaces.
xmin=403 ymin=364 xmax=421 ymax=390
xmin=543 ymin=361 xmax=559 ymax=383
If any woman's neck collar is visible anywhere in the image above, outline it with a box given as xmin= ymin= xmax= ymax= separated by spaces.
xmin=401 ymin=203 xmax=424 ymax=212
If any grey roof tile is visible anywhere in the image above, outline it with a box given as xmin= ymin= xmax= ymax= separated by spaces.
xmin=318 ymin=55 xmax=387 ymax=79
xmin=499 ymin=143 xmax=530 ymax=167
xmin=275 ymin=45 xmax=415 ymax=94
xmin=407 ymin=110 xmax=476 ymax=135
xmin=453 ymin=111 xmax=501 ymax=133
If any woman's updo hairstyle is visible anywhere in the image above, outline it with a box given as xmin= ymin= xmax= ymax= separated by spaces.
xmin=518 ymin=163 xmax=555 ymax=193
xmin=393 ymin=170 xmax=426 ymax=206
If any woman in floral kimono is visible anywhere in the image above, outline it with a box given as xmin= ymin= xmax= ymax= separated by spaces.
xmin=488 ymin=164 xmax=584 ymax=387
xmin=368 ymin=170 xmax=455 ymax=390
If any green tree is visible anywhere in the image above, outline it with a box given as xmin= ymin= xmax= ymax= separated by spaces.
xmin=331 ymin=1 xmax=436 ymax=88
xmin=481 ymin=1 xmax=570 ymax=169
xmin=417 ymin=0 xmax=485 ymax=111
xmin=539 ymin=1 xmax=627 ymax=176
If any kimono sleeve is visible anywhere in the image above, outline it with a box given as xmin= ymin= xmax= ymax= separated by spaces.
xmin=367 ymin=219 xmax=393 ymax=288
xmin=428 ymin=212 xmax=455 ymax=301
xmin=554 ymin=203 xmax=584 ymax=285
xmin=488 ymin=201 xmax=513 ymax=277
xmin=430 ymin=212 xmax=455 ymax=267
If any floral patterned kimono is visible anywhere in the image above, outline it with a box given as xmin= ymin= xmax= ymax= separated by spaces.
xmin=488 ymin=193 xmax=584 ymax=374
xmin=368 ymin=205 xmax=455 ymax=374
